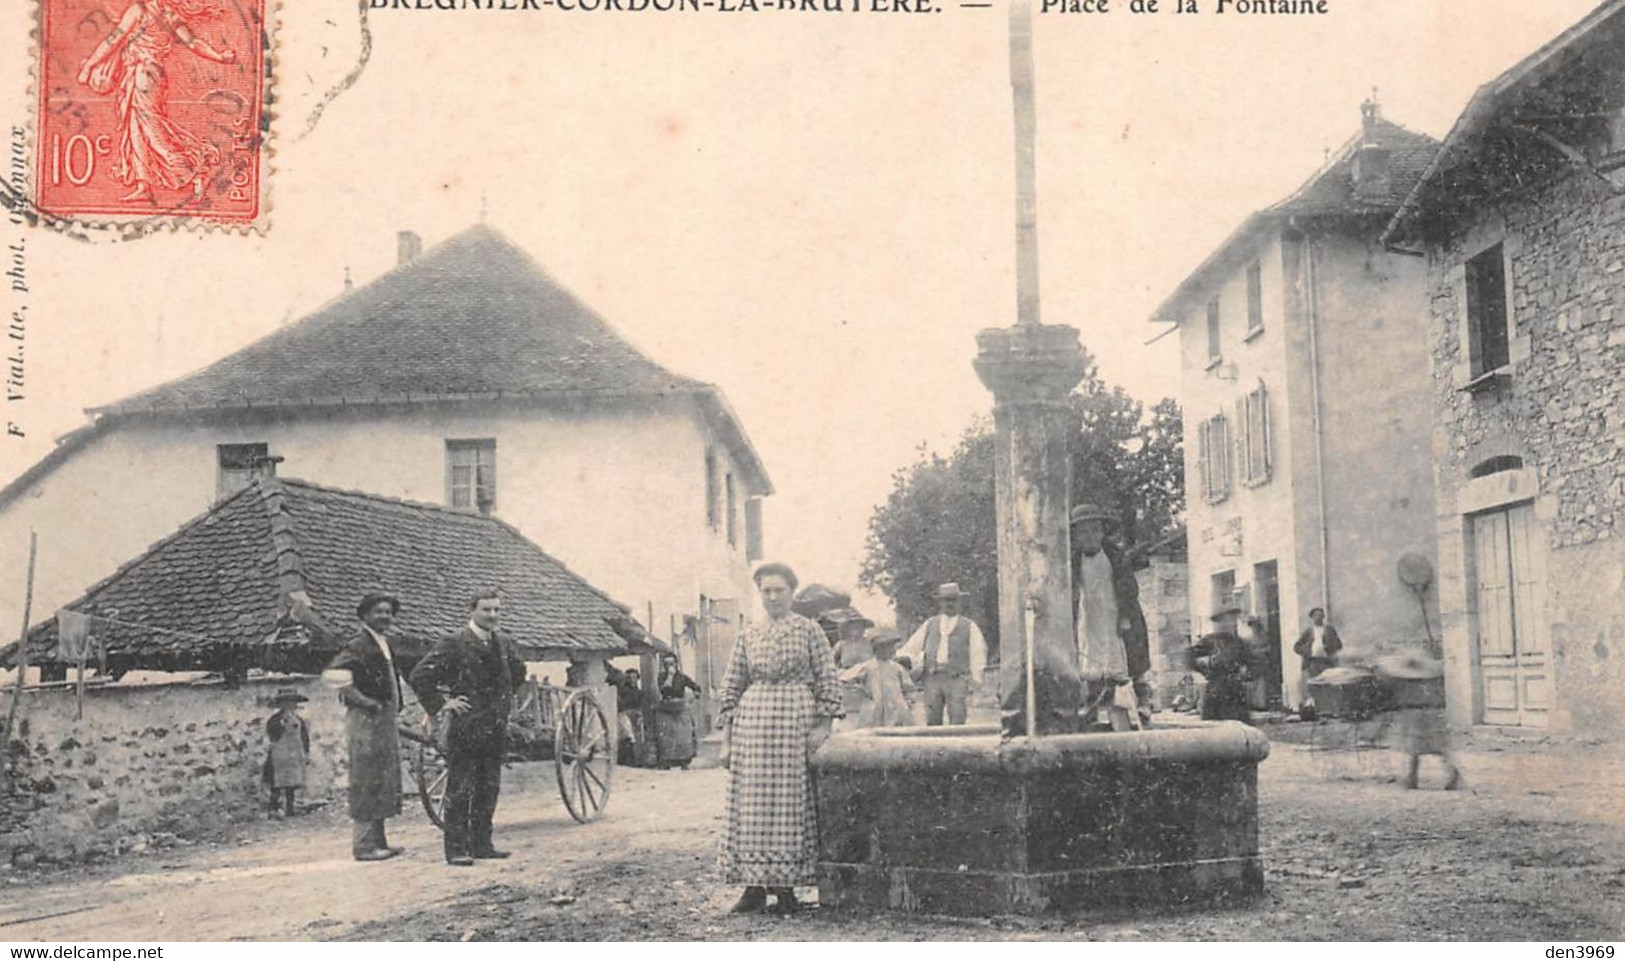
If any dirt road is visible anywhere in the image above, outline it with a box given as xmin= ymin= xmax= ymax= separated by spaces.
xmin=3 ymin=727 xmax=1622 ymax=941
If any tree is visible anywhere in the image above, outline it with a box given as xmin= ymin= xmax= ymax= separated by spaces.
xmin=859 ymin=353 xmax=1184 ymax=642
xmin=860 ymin=422 xmax=1000 ymax=635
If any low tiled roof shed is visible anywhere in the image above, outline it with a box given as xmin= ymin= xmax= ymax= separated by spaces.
xmin=1 ymin=478 xmax=651 ymax=675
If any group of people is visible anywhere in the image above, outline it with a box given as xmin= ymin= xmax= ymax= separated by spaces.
xmin=278 ymin=588 xmax=711 ymax=868
xmin=714 ymin=506 xmax=1159 ymax=915
xmin=609 ymin=655 xmax=704 ymax=768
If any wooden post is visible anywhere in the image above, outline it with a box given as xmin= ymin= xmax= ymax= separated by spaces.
xmin=3 ymin=532 xmax=39 ymax=753
xmin=1010 ymin=0 xmax=1041 ymax=329
xmin=638 ymin=601 xmax=659 ymax=767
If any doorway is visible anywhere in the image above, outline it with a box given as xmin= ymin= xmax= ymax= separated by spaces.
xmin=1254 ymin=561 xmax=1283 ymax=709
xmin=1470 ymin=503 xmax=1549 ymax=727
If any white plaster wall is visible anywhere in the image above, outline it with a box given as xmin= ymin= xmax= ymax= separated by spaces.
xmin=0 ymin=399 xmax=761 ymax=648
xmin=1178 ymin=229 xmax=1434 ymax=707
xmin=1311 ymin=233 xmax=1440 ymax=664
xmin=1178 ymin=232 xmax=1303 ymax=702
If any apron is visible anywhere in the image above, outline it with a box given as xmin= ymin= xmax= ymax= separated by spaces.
xmin=347 ymin=698 xmax=402 ymax=820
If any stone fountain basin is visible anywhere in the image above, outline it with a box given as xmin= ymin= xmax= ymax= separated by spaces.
xmin=813 ymin=722 xmax=1271 ymax=915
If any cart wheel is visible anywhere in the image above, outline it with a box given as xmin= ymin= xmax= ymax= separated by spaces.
xmin=415 ymin=742 xmax=449 ymax=830
xmin=555 ymin=690 xmax=614 ymax=823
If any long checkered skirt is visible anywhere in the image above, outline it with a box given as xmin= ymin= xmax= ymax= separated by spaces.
xmin=718 ymin=682 xmax=818 ymax=886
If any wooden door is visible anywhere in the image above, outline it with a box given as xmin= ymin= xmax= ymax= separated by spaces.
xmin=1472 ymin=504 xmax=1549 ymax=726
xmin=1255 ymin=561 xmax=1283 ymax=709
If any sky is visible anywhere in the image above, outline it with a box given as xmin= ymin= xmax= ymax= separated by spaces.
xmin=0 ymin=0 xmax=1607 ymax=623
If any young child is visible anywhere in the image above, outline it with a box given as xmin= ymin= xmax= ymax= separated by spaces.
xmin=838 ymin=630 xmax=919 ymax=730
xmin=264 ymin=688 xmax=311 ymax=817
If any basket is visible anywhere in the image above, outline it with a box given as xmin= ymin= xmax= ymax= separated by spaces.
xmin=1307 ymin=675 xmax=1389 ymax=719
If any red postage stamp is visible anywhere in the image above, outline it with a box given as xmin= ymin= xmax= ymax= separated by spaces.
xmin=33 ymin=0 xmax=271 ymax=229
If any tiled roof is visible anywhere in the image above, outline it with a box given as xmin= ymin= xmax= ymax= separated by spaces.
xmin=68 ymin=223 xmax=772 ymax=493
xmin=96 ymin=225 xmax=705 ymax=413
xmin=1268 ymin=118 xmax=1440 ymax=217
xmin=3 ymin=478 xmax=647 ymax=673
xmin=1150 ymin=113 xmax=1440 ymax=324
xmin=1383 ymin=0 xmax=1625 ymax=248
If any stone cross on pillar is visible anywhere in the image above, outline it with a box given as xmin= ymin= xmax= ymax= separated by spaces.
xmin=973 ymin=0 xmax=1086 ymax=736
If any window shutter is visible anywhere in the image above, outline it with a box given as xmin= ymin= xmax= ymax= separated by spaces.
xmin=1197 ymin=419 xmax=1211 ymax=500
xmin=1259 ymin=383 xmax=1272 ymax=477
xmin=745 ymin=498 xmax=764 ymax=561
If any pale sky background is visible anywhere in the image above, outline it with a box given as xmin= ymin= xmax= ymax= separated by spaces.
xmin=0 ymin=0 xmax=1605 ymax=622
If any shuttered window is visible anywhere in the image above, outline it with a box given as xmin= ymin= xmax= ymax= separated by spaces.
xmin=726 ymin=473 xmax=738 ymax=548
xmin=1246 ymin=261 xmax=1264 ymax=335
xmin=1465 ymin=243 xmax=1510 ymax=377
xmin=705 ymin=447 xmax=720 ymax=531
xmin=745 ymin=498 xmax=764 ymax=561
xmin=1240 ymin=382 xmax=1272 ymax=486
xmin=1197 ymin=412 xmax=1231 ymax=503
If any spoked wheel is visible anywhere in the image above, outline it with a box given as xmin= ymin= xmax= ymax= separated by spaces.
xmin=555 ymin=689 xmax=614 ymax=823
xmin=415 ymin=741 xmax=449 ymax=829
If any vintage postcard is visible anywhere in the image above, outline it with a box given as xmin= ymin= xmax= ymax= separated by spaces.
xmin=0 ymin=0 xmax=1621 ymax=946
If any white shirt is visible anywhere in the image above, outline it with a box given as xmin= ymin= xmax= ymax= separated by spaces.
xmin=363 ymin=625 xmax=400 ymax=705
xmin=467 ymin=621 xmax=492 ymax=643
xmin=1310 ymin=625 xmax=1327 ymax=658
xmin=900 ymin=614 xmax=988 ymax=685
xmin=1076 ymin=551 xmax=1126 ymax=676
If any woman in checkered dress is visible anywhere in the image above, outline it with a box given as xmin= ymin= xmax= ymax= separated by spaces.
xmin=718 ymin=562 xmax=841 ymax=915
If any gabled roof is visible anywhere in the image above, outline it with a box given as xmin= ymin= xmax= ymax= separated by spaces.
xmin=1151 ymin=113 xmax=1439 ymax=325
xmin=1383 ymin=0 xmax=1625 ymax=248
xmin=84 ymin=224 xmax=771 ymax=492
xmin=3 ymin=478 xmax=650 ymax=673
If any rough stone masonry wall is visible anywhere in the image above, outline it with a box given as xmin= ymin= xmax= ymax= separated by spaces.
xmin=1 ymin=675 xmax=348 ymax=866
xmin=1138 ymin=559 xmax=1191 ymax=708
xmin=1428 ymin=170 xmax=1625 ymax=732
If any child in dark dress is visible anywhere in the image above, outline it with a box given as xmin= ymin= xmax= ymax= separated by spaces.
xmin=264 ymin=689 xmax=311 ymax=817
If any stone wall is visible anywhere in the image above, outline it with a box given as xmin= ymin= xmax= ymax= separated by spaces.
xmin=1426 ymin=169 xmax=1625 ymax=733
xmin=1 ymin=675 xmax=348 ymax=866
xmin=1138 ymin=558 xmax=1191 ymax=707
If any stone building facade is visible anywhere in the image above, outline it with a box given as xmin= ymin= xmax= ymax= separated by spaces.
xmin=1385 ymin=1 xmax=1625 ymax=733
xmin=1136 ymin=556 xmax=1191 ymax=707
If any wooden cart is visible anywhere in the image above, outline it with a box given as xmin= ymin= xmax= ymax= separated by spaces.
xmin=401 ymin=679 xmax=616 ymax=824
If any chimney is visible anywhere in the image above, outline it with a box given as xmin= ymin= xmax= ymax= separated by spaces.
xmin=1351 ymin=98 xmax=1391 ymax=202
xmin=397 ymin=230 xmax=422 ymax=266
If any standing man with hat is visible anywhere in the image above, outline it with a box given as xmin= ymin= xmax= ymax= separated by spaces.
xmin=326 ymin=591 xmax=417 ymax=862
xmin=900 ymin=583 xmax=988 ymax=726
xmin=408 ymin=589 xmax=527 ymax=867
xmin=1191 ymin=604 xmax=1258 ymax=723
xmin=1070 ymin=503 xmax=1151 ymax=728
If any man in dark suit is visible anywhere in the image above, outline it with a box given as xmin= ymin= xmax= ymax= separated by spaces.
xmin=408 ymin=589 xmax=527 ymax=866
xmin=326 ymin=591 xmax=420 ymax=862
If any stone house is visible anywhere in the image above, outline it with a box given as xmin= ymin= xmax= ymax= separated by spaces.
xmin=1153 ymin=104 xmax=1442 ymax=708
xmin=0 ymin=225 xmax=771 ymax=705
xmin=1382 ymin=0 xmax=1625 ymax=734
